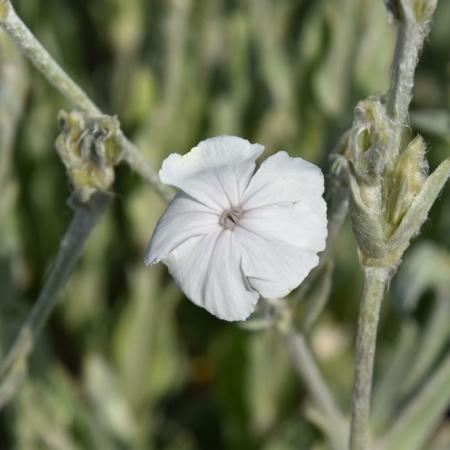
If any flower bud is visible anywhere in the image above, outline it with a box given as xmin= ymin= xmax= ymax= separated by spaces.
xmin=384 ymin=0 xmax=438 ymax=25
xmin=347 ymin=99 xmax=393 ymax=261
xmin=350 ymin=98 xmax=392 ymax=183
xmin=55 ymin=110 xmax=124 ymax=202
xmin=383 ymin=135 xmax=428 ymax=236
xmin=348 ymin=170 xmax=387 ymax=261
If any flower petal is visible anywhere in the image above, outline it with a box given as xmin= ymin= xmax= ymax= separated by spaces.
xmin=237 ymin=227 xmax=320 ymax=299
xmin=239 ymin=199 xmax=327 ymax=253
xmin=145 ymin=192 xmax=220 ymax=265
xmin=242 ymin=151 xmax=325 ymax=209
xmin=159 ymin=136 xmax=264 ymax=210
xmin=162 ymin=229 xmax=259 ymax=321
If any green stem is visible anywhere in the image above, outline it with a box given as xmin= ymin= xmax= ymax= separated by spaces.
xmin=280 ymin=329 xmax=348 ymax=450
xmin=0 ymin=0 xmax=172 ymax=200
xmin=349 ymin=266 xmax=391 ymax=450
xmin=0 ymin=32 xmax=29 ymax=190
xmin=0 ymin=193 xmax=110 ymax=408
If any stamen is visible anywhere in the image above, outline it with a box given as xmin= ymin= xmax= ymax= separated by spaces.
xmin=219 ymin=207 xmax=243 ymax=230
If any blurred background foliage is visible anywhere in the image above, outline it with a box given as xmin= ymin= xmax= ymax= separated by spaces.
xmin=0 ymin=0 xmax=449 ymax=449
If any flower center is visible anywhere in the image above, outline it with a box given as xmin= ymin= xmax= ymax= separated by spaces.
xmin=219 ymin=208 xmax=243 ymax=230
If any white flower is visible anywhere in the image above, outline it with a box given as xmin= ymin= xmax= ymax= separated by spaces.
xmin=145 ymin=136 xmax=327 ymax=321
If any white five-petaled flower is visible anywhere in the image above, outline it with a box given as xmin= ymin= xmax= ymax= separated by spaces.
xmin=145 ymin=136 xmax=328 ymax=321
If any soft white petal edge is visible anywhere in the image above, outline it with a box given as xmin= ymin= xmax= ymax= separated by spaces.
xmin=237 ymin=227 xmax=321 ymax=299
xmin=159 ymin=136 xmax=264 ymax=210
xmin=161 ymin=229 xmax=259 ymax=321
xmin=242 ymin=151 xmax=325 ymax=209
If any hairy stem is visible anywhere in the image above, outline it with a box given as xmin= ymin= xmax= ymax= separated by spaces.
xmin=386 ymin=21 xmax=422 ymax=154
xmin=0 ymin=0 xmax=172 ymax=200
xmin=350 ymin=266 xmax=391 ymax=450
xmin=349 ymin=3 xmax=440 ymax=449
xmin=386 ymin=1 xmax=438 ymax=156
xmin=280 ymin=329 xmax=348 ymax=450
xmin=0 ymin=193 xmax=110 ymax=408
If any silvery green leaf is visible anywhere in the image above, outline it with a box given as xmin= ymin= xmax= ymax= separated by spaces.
xmin=293 ymin=261 xmax=334 ymax=334
xmin=84 ymin=354 xmax=137 ymax=443
xmin=246 ymin=330 xmax=290 ymax=433
xmin=411 ymin=109 xmax=450 ymax=141
xmin=372 ymin=321 xmax=420 ymax=431
xmin=389 ymin=158 xmax=450 ymax=253
xmin=239 ymin=317 xmax=275 ymax=331
xmin=376 ymin=355 xmax=450 ymax=450
xmin=394 ymin=242 xmax=450 ymax=313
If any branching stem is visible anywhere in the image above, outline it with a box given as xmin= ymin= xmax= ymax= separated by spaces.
xmin=349 ymin=3 xmax=439 ymax=449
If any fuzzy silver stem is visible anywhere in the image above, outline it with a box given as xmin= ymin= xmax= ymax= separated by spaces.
xmin=386 ymin=0 xmax=438 ymax=156
xmin=386 ymin=21 xmax=422 ymax=155
xmin=349 ymin=266 xmax=391 ymax=450
xmin=0 ymin=193 xmax=111 ymax=408
xmin=348 ymin=3 xmax=440 ymax=449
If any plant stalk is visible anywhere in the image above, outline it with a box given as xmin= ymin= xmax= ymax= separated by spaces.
xmin=281 ymin=329 xmax=348 ymax=450
xmin=0 ymin=193 xmax=111 ymax=408
xmin=386 ymin=0 xmax=438 ymax=156
xmin=386 ymin=20 xmax=423 ymax=155
xmin=349 ymin=266 xmax=391 ymax=450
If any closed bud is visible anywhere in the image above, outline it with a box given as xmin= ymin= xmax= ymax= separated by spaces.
xmin=384 ymin=0 xmax=438 ymax=25
xmin=350 ymin=98 xmax=392 ymax=183
xmin=384 ymin=135 xmax=428 ymax=235
xmin=408 ymin=0 xmax=437 ymax=24
xmin=55 ymin=110 xmax=124 ymax=202
xmin=347 ymin=99 xmax=392 ymax=261
xmin=348 ymin=169 xmax=387 ymax=262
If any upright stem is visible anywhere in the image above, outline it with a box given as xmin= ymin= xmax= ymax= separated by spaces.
xmin=386 ymin=20 xmax=423 ymax=155
xmin=349 ymin=266 xmax=391 ymax=450
xmin=281 ymin=329 xmax=348 ymax=450
xmin=349 ymin=3 xmax=439 ymax=449
xmin=0 ymin=193 xmax=110 ymax=408
xmin=385 ymin=1 xmax=438 ymax=157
